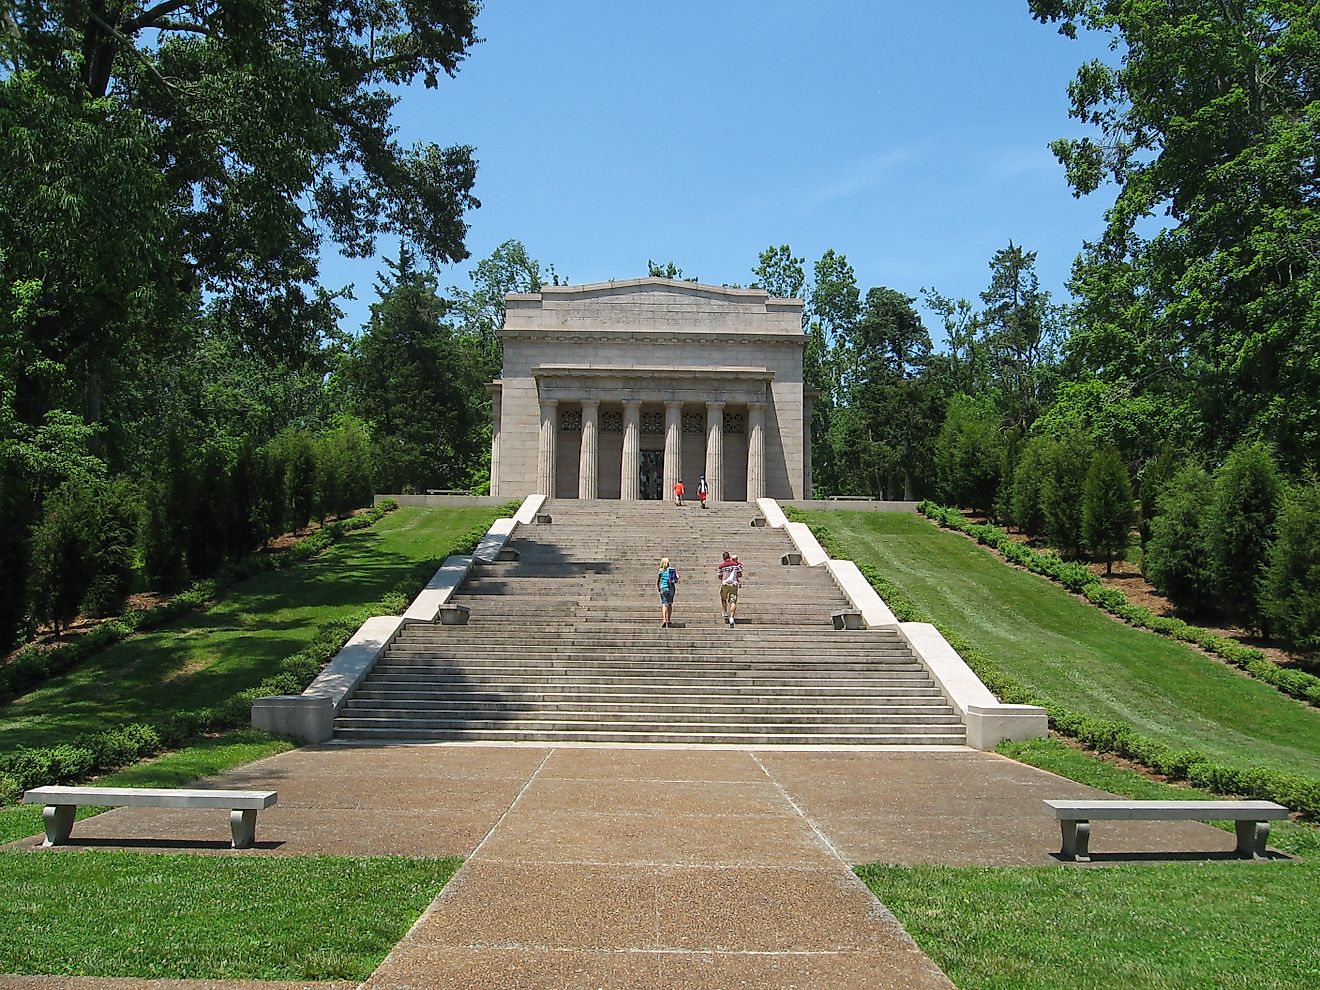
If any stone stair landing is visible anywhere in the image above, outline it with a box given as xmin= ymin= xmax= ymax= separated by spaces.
xmin=334 ymin=500 xmax=966 ymax=746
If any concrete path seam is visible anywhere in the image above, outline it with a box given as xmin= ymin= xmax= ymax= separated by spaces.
xmin=750 ymin=752 xmax=922 ymax=940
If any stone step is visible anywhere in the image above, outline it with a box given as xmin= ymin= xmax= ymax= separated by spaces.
xmin=347 ymin=690 xmax=951 ymax=711
xmin=360 ymin=673 xmax=939 ymax=691
xmin=341 ymin=699 xmax=961 ymax=721
xmin=336 ymin=709 xmax=962 ymax=729
xmin=332 ymin=714 xmax=961 ymax=734
xmin=332 ymin=726 xmax=968 ymax=745
xmin=352 ymin=683 xmax=946 ymax=700
xmin=380 ymin=653 xmax=919 ymax=668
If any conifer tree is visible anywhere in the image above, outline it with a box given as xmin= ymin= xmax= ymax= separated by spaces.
xmin=1082 ymin=448 xmax=1135 ymax=574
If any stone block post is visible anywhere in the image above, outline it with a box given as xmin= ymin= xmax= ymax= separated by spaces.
xmin=537 ymin=398 xmax=558 ymax=497
xmin=704 ymin=401 xmax=724 ymax=502
xmin=621 ymin=400 xmax=641 ymax=500
xmin=747 ymin=401 xmax=766 ymax=501
xmin=578 ymin=399 xmax=599 ymax=499
xmin=662 ymin=401 xmax=683 ymax=498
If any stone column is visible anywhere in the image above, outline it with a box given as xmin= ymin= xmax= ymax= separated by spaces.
xmin=487 ymin=384 xmax=502 ymax=498
xmin=662 ymin=400 xmax=683 ymax=497
xmin=802 ymin=393 xmax=814 ymax=499
xmin=621 ymin=400 xmax=642 ymax=500
xmin=704 ymin=401 xmax=724 ymax=503
xmin=578 ymin=399 xmax=599 ymax=500
xmin=537 ymin=398 xmax=558 ymax=497
xmin=747 ymin=401 xmax=766 ymax=502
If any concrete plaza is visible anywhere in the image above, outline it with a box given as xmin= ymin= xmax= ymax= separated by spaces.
xmin=6 ymin=743 xmax=1251 ymax=990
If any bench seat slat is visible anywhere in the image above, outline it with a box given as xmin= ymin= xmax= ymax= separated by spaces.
xmin=1044 ymin=799 xmax=1288 ymax=821
xmin=23 ymin=786 xmax=276 ymax=810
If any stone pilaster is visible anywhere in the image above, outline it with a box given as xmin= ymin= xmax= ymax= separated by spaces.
xmin=578 ymin=399 xmax=599 ymax=500
xmin=621 ymin=400 xmax=641 ymax=500
xmin=487 ymin=383 xmax=502 ymax=498
xmin=662 ymin=400 xmax=683 ymax=497
xmin=747 ymin=401 xmax=766 ymax=502
xmin=704 ymin=401 xmax=724 ymax=503
xmin=537 ymin=398 xmax=558 ymax=497
xmin=802 ymin=393 xmax=814 ymax=499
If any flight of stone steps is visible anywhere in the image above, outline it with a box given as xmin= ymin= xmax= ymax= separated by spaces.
xmin=334 ymin=500 xmax=967 ymax=745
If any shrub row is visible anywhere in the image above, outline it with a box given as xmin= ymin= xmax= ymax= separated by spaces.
xmin=0 ymin=506 xmax=507 ymax=805
xmin=789 ymin=509 xmax=1320 ymax=819
xmin=0 ymin=500 xmax=400 ymax=709
xmin=918 ymin=501 xmax=1320 ymax=707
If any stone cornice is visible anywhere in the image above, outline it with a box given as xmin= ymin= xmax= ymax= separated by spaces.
xmin=498 ymin=328 xmax=806 ymax=348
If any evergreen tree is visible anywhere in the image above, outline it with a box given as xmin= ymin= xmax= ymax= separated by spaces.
xmin=1207 ymin=442 xmax=1282 ymax=633
xmin=1082 ymin=448 xmax=1136 ymax=574
xmin=1009 ymin=434 xmax=1053 ymax=536
xmin=28 ymin=487 xmax=95 ymax=638
xmin=1260 ymin=480 xmax=1320 ymax=654
xmin=1041 ymin=426 xmax=1091 ymax=556
xmin=934 ymin=394 xmax=1006 ymax=514
xmin=1146 ymin=466 xmax=1216 ymax=615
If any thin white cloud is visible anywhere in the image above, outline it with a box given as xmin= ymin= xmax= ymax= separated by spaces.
xmin=803 ymin=148 xmax=917 ymax=209
xmin=987 ymin=145 xmax=1061 ymax=182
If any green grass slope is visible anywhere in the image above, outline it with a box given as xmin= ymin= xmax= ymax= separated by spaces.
xmin=811 ymin=511 xmax=1320 ymax=779
xmin=0 ymin=506 xmax=498 ymax=752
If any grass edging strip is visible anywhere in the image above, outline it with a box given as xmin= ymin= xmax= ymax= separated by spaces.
xmin=786 ymin=506 xmax=1320 ymax=819
xmin=0 ymin=502 xmax=519 ymax=803
xmin=0 ymin=500 xmax=403 ymax=709
xmin=918 ymin=500 xmax=1320 ymax=707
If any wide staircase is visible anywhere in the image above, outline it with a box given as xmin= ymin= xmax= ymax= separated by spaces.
xmin=334 ymin=500 xmax=967 ymax=745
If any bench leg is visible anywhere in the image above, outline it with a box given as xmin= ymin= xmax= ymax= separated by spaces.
xmin=1234 ymin=820 xmax=1270 ymax=860
xmin=230 ymin=809 xmax=257 ymax=849
xmin=1059 ymin=820 xmax=1091 ymax=863
xmin=42 ymin=804 xmax=76 ymax=846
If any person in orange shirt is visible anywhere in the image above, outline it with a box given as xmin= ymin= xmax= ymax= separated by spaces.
xmin=673 ymin=480 xmax=685 ymax=506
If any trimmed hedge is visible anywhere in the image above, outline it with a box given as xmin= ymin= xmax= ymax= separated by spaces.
xmin=0 ymin=506 xmax=512 ymax=802
xmin=787 ymin=507 xmax=1320 ymax=819
xmin=0 ymin=500 xmax=402 ymax=709
xmin=918 ymin=501 xmax=1320 ymax=708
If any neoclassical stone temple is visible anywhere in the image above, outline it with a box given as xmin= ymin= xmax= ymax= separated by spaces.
xmin=488 ymin=278 xmax=814 ymax=501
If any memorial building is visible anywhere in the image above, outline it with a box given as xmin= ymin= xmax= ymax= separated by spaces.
xmin=488 ymin=277 xmax=814 ymax=501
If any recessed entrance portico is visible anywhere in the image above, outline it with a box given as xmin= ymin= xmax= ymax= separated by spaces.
xmin=488 ymin=278 xmax=812 ymax=501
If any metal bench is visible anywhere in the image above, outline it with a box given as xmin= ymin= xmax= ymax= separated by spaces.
xmin=1044 ymin=799 xmax=1289 ymax=862
xmin=23 ymin=786 xmax=278 ymax=849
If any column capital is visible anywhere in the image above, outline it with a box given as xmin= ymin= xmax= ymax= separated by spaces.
xmin=664 ymin=399 xmax=684 ymax=411
xmin=580 ymin=397 xmax=600 ymax=410
xmin=704 ymin=400 xmax=725 ymax=412
xmin=540 ymin=397 xmax=559 ymax=410
xmin=622 ymin=398 xmax=643 ymax=409
xmin=747 ymin=400 xmax=767 ymax=412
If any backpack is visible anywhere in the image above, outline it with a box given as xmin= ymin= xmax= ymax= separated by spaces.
xmin=659 ymin=566 xmax=678 ymax=591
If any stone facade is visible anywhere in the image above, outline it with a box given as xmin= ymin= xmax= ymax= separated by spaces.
xmin=490 ymin=278 xmax=811 ymax=501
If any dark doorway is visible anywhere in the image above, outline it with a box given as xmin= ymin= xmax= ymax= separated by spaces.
xmin=639 ymin=450 xmax=664 ymax=500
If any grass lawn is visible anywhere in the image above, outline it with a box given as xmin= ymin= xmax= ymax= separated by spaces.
xmin=811 ymin=511 xmax=1320 ymax=779
xmin=0 ymin=728 xmax=296 ymax=844
xmin=0 ymin=850 xmax=460 ymax=980
xmin=0 ymin=505 xmax=500 ymax=751
xmin=858 ymin=860 xmax=1319 ymax=990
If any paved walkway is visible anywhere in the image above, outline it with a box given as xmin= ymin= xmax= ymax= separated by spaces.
xmin=10 ymin=744 xmax=1252 ymax=989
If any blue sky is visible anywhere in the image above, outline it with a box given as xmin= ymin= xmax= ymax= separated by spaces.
xmin=321 ymin=1 xmax=1119 ymax=338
